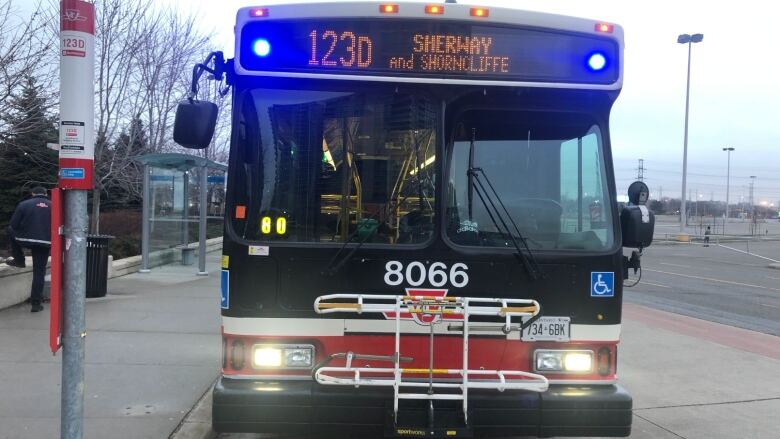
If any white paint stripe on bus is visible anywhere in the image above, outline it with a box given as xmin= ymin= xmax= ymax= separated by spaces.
xmin=221 ymin=317 xmax=621 ymax=341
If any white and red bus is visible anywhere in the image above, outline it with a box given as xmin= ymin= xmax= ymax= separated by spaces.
xmin=174 ymin=1 xmax=654 ymax=437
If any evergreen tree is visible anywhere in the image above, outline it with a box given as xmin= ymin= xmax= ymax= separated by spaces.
xmin=0 ymin=76 xmax=58 ymax=247
xmin=99 ymin=116 xmax=147 ymax=209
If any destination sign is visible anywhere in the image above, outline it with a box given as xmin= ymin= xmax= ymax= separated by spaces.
xmin=239 ymin=19 xmax=619 ymax=84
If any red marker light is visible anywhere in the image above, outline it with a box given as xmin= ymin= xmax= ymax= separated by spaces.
xmin=250 ymin=8 xmax=269 ymax=18
xmin=595 ymin=22 xmax=614 ymax=33
xmin=425 ymin=5 xmax=444 ymax=14
xmin=379 ymin=4 xmax=398 ymax=13
xmin=470 ymin=7 xmax=489 ymax=18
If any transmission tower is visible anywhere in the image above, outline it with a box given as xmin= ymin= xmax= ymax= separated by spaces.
xmin=749 ymin=176 xmax=757 ymax=218
xmin=637 ymin=159 xmax=644 ymax=181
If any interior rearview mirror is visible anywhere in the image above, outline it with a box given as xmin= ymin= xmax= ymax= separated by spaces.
xmin=173 ymin=100 xmax=218 ymax=149
xmin=621 ymin=181 xmax=654 ymax=248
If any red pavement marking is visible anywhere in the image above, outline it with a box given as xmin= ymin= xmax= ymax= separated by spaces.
xmin=623 ymin=303 xmax=780 ymax=361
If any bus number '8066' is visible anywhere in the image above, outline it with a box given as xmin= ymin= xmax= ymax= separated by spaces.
xmin=384 ymin=261 xmax=469 ymax=288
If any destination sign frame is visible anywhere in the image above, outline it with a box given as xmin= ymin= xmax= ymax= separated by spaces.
xmin=238 ymin=19 xmax=619 ymax=85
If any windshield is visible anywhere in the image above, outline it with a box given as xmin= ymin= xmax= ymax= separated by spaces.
xmin=230 ymin=86 xmax=437 ymax=244
xmin=446 ymin=110 xmax=614 ymax=251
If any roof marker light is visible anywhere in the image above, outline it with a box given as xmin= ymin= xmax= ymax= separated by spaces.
xmin=470 ymin=7 xmax=489 ymax=18
xmin=379 ymin=4 xmax=398 ymax=13
xmin=587 ymin=52 xmax=607 ymax=71
xmin=250 ymin=8 xmax=268 ymax=17
xmin=425 ymin=5 xmax=444 ymax=14
xmin=253 ymin=38 xmax=271 ymax=57
xmin=595 ymin=23 xmax=613 ymax=33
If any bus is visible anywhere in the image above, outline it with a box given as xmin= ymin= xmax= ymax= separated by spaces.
xmin=174 ymin=1 xmax=654 ymax=437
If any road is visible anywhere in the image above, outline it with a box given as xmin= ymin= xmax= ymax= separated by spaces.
xmin=624 ymin=241 xmax=780 ymax=336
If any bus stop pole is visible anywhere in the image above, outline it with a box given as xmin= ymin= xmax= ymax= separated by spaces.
xmin=62 ymin=191 xmax=87 ymax=439
xmin=182 ymin=171 xmax=189 ymax=246
xmin=58 ymin=1 xmax=95 ymax=437
xmin=140 ymin=164 xmax=151 ymax=272
xmin=197 ymin=165 xmax=208 ymax=275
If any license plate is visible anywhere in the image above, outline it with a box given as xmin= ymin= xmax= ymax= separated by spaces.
xmin=521 ymin=316 xmax=570 ymax=342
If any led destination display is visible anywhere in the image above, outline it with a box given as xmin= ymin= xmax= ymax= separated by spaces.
xmin=239 ymin=19 xmax=619 ymax=84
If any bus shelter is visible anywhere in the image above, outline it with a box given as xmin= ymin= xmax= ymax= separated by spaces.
xmin=136 ymin=153 xmax=227 ymax=275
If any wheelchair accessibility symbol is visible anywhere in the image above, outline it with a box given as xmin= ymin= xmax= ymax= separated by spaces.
xmin=590 ymin=272 xmax=614 ymax=297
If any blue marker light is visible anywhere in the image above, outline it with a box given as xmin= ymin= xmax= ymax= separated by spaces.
xmin=252 ymin=38 xmax=271 ymax=57
xmin=587 ymin=52 xmax=607 ymax=71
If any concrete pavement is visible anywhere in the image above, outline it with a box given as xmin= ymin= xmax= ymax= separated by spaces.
xmin=3 ymin=248 xmax=780 ymax=439
xmin=0 ymin=253 xmax=221 ymax=439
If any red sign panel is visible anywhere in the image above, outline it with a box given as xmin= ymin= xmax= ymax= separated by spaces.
xmin=49 ymin=188 xmax=64 ymax=354
xmin=60 ymin=0 xmax=94 ymax=35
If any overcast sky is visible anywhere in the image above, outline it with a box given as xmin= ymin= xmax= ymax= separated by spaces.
xmin=166 ymin=0 xmax=778 ymax=204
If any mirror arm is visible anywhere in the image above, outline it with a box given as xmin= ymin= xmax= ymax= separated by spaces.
xmin=188 ymin=51 xmax=227 ymax=101
xmin=622 ymin=249 xmax=642 ymax=279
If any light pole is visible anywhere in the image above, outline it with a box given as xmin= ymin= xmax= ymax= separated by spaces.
xmin=678 ymin=33 xmax=704 ymax=233
xmin=723 ymin=147 xmax=734 ymax=233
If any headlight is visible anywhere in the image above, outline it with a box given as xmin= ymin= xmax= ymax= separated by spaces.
xmin=251 ymin=344 xmax=314 ymax=369
xmin=253 ymin=347 xmax=282 ymax=367
xmin=534 ymin=350 xmax=593 ymax=373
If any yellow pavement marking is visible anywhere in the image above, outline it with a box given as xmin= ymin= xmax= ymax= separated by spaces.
xmin=645 ymin=269 xmax=780 ymax=293
xmin=639 ymin=281 xmax=672 ymax=289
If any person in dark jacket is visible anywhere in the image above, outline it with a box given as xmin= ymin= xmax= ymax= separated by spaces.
xmin=4 ymin=186 xmax=52 ymax=312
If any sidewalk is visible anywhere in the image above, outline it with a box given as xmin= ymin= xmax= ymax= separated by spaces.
xmin=3 ymin=253 xmax=779 ymax=439
xmin=0 ymin=253 xmax=221 ymax=439
xmin=621 ymin=303 xmax=780 ymax=439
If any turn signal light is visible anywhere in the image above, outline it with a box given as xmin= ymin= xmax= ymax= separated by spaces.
xmin=425 ymin=5 xmax=444 ymax=14
xmin=470 ymin=7 xmax=489 ymax=18
xmin=230 ymin=339 xmax=245 ymax=370
xmin=249 ymin=8 xmax=269 ymax=17
xmin=597 ymin=347 xmax=611 ymax=376
xmin=595 ymin=22 xmax=614 ymax=33
xmin=380 ymin=4 xmax=399 ymax=13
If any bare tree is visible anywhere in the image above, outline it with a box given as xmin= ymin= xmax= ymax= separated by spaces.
xmin=138 ymin=7 xmax=211 ymax=153
xmin=89 ymin=0 xmax=157 ymax=232
xmin=0 ymin=0 xmax=57 ymax=139
xmin=88 ymin=0 xmax=216 ymax=233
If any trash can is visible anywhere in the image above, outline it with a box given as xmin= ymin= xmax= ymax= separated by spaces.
xmin=86 ymin=235 xmax=114 ymax=298
xmin=180 ymin=246 xmax=195 ymax=266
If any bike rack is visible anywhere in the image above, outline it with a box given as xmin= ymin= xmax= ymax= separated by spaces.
xmin=313 ymin=294 xmax=549 ymax=426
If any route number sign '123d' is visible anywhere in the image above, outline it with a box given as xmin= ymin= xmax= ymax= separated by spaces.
xmin=239 ymin=19 xmax=619 ymax=84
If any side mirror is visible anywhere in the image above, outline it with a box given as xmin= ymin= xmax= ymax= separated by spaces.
xmin=621 ymin=181 xmax=654 ymax=248
xmin=173 ymin=100 xmax=218 ymax=149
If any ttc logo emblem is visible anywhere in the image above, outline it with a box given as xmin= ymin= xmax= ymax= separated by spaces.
xmin=590 ymin=272 xmax=614 ymax=297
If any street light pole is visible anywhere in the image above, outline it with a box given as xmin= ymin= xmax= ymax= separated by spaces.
xmin=723 ymin=147 xmax=734 ymax=233
xmin=678 ymin=33 xmax=703 ymax=233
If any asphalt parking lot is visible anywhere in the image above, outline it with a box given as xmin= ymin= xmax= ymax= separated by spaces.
xmin=625 ymin=240 xmax=780 ymax=336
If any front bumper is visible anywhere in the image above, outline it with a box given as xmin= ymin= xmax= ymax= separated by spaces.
xmin=213 ymin=377 xmax=632 ymax=437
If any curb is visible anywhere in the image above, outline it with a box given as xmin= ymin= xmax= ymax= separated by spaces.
xmin=169 ymin=381 xmax=217 ymax=439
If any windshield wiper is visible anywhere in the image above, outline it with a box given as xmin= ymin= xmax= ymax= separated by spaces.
xmin=467 ymin=131 xmax=543 ymax=280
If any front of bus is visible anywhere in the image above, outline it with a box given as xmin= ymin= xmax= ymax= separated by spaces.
xmin=215 ymin=2 xmax=630 ymax=437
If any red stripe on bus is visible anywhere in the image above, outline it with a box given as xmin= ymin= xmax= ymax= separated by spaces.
xmin=220 ymin=333 xmax=618 ymax=381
